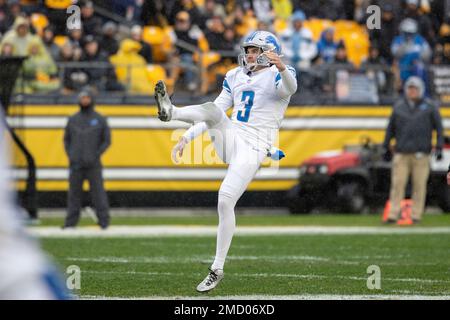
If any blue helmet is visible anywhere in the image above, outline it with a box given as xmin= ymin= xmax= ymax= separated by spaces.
xmin=239 ymin=30 xmax=282 ymax=71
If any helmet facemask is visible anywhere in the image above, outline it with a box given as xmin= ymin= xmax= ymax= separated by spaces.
xmin=238 ymin=31 xmax=282 ymax=72
xmin=239 ymin=46 xmax=273 ymax=72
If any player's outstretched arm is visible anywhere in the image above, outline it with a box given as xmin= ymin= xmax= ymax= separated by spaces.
xmin=265 ymin=51 xmax=298 ymax=98
xmin=277 ymin=66 xmax=298 ymax=98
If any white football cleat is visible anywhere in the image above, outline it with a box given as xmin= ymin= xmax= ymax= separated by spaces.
xmin=196 ymin=268 xmax=224 ymax=293
xmin=154 ymin=80 xmax=173 ymax=121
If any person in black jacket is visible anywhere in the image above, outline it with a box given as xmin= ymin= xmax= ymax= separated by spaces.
xmin=63 ymin=89 xmax=111 ymax=229
xmin=383 ymin=76 xmax=444 ymax=224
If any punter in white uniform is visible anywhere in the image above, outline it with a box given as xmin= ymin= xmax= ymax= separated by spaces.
xmin=155 ymin=30 xmax=298 ymax=292
xmin=0 ymin=111 xmax=68 ymax=299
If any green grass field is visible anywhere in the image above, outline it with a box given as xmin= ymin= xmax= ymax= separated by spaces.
xmin=34 ymin=214 xmax=450 ymax=299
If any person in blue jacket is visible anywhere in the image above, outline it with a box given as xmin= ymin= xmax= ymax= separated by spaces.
xmin=391 ymin=18 xmax=431 ymax=93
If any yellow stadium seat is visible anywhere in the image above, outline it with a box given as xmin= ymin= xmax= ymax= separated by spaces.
xmin=53 ymin=35 xmax=68 ymax=47
xmin=142 ymin=26 xmax=165 ymax=45
xmin=334 ymin=20 xmax=361 ymax=33
xmin=142 ymin=26 xmax=173 ymax=62
xmin=45 ymin=0 xmax=72 ymax=9
xmin=193 ymin=0 xmax=205 ymax=7
xmin=31 ymin=13 xmax=49 ymax=36
xmin=201 ymin=52 xmax=221 ymax=67
xmin=337 ymin=31 xmax=370 ymax=67
xmin=146 ymin=64 xmax=167 ymax=93
xmin=303 ymin=19 xmax=333 ymax=41
xmin=235 ymin=16 xmax=258 ymax=37
xmin=274 ymin=18 xmax=288 ymax=33
xmin=197 ymin=33 xmax=209 ymax=52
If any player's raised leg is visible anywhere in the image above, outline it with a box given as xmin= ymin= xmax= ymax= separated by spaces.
xmin=155 ymin=80 xmax=226 ymax=127
xmin=154 ymin=80 xmax=173 ymax=121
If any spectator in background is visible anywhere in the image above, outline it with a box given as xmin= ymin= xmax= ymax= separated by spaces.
xmin=131 ymin=0 xmax=144 ymax=23
xmin=171 ymin=10 xmax=201 ymax=91
xmin=320 ymin=42 xmax=353 ymax=93
xmin=433 ymin=18 xmax=450 ymax=65
xmin=81 ymin=35 xmax=123 ymax=92
xmin=255 ymin=18 xmax=274 ymax=33
xmin=279 ymin=10 xmax=316 ymax=71
xmin=230 ymin=5 xmax=256 ymax=38
xmin=17 ymin=0 xmax=40 ymax=15
xmin=130 ymin=24 xmax=153 ymax=63
xmin=68 ymin=28 xmax=85 ymax=50
xmin=98 ymin=22 xmax=119 ymax=56
xmin=361 ymin=46 xmax=390 ymax=94
xmin=369 ymin=3 xmax=398 ymax=64
xmin=223 ymin=27 xmax=239 ymax=52
xmin=0 ymin=41 xmax=14 ymax=56
xmin=317 ymin=27 xmax=339 ymax=64
xmin=353 ymin=0 xmax=372 ymax=24
xmin=81 ymin=35 xmax=108 ymax=88
xmin=140 ymin=0 xmax=167 ymax=26
xmin=272 ymin=0 xmax=293 ymax=21
xmin=199 ymin=0 xmax=227 ymax=26
xmin=391 ymin=18 xmax=431 ymax=91
xmin=205 ymin=16 xmax=226 ymax=51
xmin=57 ymin=43 xmax=89 ymax=93
xmin=170 ymin=0 xmax=204 ymax=28
xmin=81 ymin=0 xmax=102 ymax=36
xmin=0 ymin=16 xmax=42 ymax=56
xmin=382 ymin=76 xmax=444 ymax=224
xmin=373 ymin=0 xmax=402 ymax=17
xmin=294 ymin=0 xmax=345 ymax=20
xmin=21 ymin=38 xmax=60 ymax=93
xmin=110 ymin=39 xmax=152 ymax=93
xmin=42 ymin=26 xmax=60 ymax=61
xmin=401 ymin=0 xmax=436 ymax=47
xmin=63 ymin=89 xmax=111 ymax=230
xmin=0 ymin=0 xmax=14 ymax=36
xmin=332 ymin=42 xmax=353 ymax=67
xmin=8 ymin=0 xmax=23 ymax=26
xmin=44 ymin=0 xmax=72 ymax=35
xmin=242 ymin=0 xmax=274 ymax=24
xmin=107 ymin=0 xmax=138 ymax=22
xmin=213 ymin=26 xmax=239 ymax=68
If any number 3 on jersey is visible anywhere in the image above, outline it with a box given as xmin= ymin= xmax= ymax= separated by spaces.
xmin=237 ymin=91 xmax=255 ymax=123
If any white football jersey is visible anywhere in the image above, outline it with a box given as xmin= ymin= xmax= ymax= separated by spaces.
xmin=214 ymin=65 xmax=297 ymax=151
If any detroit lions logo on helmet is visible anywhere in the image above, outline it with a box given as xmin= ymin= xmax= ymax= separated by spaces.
xmin=265 ymin=34 xmax=281 ymax=55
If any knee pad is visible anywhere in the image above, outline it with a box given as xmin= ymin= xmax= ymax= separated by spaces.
xmin=218 ymin=192 xmax=237 ymax=215
xmin=199 ymin=102 xmax=225 ymax=126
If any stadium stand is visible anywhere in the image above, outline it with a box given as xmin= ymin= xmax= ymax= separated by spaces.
xmin=1 ymin=0 xmax=449 ymax=208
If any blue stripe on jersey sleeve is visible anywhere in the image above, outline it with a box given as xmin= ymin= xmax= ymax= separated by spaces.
xmin=223 ymin=79 xmax=231 ymax=93
xmin=275 ymin=73 xmax=281 ymax=88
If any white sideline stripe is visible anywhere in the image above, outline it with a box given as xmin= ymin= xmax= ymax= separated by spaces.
xmin=79 ymin=294 xmax=450 ymax=300
xmin=64 ymin=255 xmax=336 ymax=264
xmin=78 ymin=269 xmax=450 ymax=285
xmin=12 ymin=168 xmax=299 ymax=181
xmin=7 ymin=116 xmax=450 ymax=130
xmin=64 ymin=255 xmax=438 ymax=267
xmin=6 ymin=117 xmax=190 ymax=129
xmin=27 ymin=225 xmax=450 ymax=238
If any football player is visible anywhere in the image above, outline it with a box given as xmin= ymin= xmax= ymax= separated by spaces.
xmin=155 ymin=31 xmax=297 ymax=292
xmin=0 ymin=112 xmax=69 ymax=299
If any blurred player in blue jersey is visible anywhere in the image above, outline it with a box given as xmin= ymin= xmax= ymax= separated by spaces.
xmin=0 ymin=111 xmax=69 ymax=299
xmin=155 ymin=31 xmax=298 ymax=292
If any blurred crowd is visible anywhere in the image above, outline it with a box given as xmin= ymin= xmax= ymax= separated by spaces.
xmin=0 ymin=0 xmax=449 ymax=97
